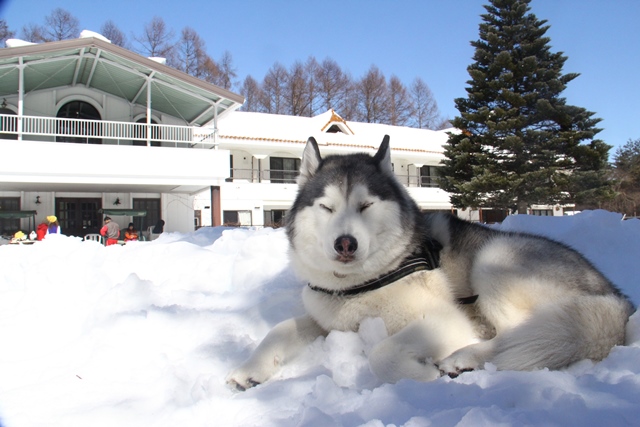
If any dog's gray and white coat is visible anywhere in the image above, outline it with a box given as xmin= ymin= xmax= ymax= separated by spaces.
xmin=227 ymin=136 xmax=635 ymax=390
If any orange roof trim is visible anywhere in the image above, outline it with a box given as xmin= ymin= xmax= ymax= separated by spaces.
xmin=218 ymin=134 xmax=443 ymax=155
xmin=320 ymin=110 xmax=355 ymax=135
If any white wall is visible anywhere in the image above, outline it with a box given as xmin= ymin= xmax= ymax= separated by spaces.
xmin=1 ymin=140 xmax=230 ymax=188
xmin=163 ymin=193 xmax=197 ymax=233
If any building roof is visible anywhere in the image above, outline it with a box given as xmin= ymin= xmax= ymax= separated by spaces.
xmin=216 ymin=109 xmax=455 ymax=164
xmin=0 ymin=37 xmax=244 ymax=126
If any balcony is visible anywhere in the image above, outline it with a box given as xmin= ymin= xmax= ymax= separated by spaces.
xmin=0 ymin=114 xmax=229 ymax=194
xmin=0 ymin=114 xmax=218 ymax=148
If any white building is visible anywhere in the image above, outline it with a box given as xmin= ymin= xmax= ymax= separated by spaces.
xmin=197 ymin=109 xmax=461 ymax=227
xmin=0 ymin=36 xmax=243 ymax=238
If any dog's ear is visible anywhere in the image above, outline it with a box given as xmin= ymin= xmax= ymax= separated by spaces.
xmin=373 ymin=135 xmax=393 ymax=175
xmin=298 ymin=137 xmax=322 ymax=186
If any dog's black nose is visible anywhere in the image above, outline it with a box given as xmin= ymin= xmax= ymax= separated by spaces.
xmin=334 ymin=235 xmax=358 ymax=256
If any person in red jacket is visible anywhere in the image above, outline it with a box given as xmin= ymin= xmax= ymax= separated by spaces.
xmin=99 ymin=217 xmax=120 ymax=246
xmin=36 ymin=221 xmax=48 ymax=241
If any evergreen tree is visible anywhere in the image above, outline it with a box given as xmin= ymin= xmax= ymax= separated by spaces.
xmin=439 ymin=0 xmax=611 ymax=214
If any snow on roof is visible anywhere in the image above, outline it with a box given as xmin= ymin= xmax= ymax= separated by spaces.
xmin=5 ymin=38 xmax=37 ymax=48
xmin=216 ymin=110 xmax=455 ymax=159
xmin=79 ymin=29 xmax=111 ymax=43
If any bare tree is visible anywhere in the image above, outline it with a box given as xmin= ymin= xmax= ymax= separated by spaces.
xmin=304 ymin=57 xmax=320 ymax=116
xmin=285 ymin=60 xmax=312 ymax=116
xmin=387 ymin=75 xmax=414 ymax=126
xmin=603 ymin=138 xmax=640 ymax=216
xmin=409 ymin=77 xmax=441 ymax=129
xmin=100 ymin=20 xmax=128 ymax=48
xmin=240 ymin=75 xmax=262 ymax=112
xmin=314 ymin=57 xmax=352 ymax=115
xmin=214 ymin=51 xmax=237 ymax=90
xmin=340 ymin=83 xmax=360 ymax=121
xmin=134 ymin=16 xmax=175 ymax=59
xmin=260 ymin=63 xmax=289 ymax=114
xmin=21 ymin=23 xmax=47 ymax=43
xmin=174 ymin=27 xmax=209 ymax=76
xmin=199 ymin=57 xmax=222 ymax=86
xmin=0 ymin=19 xmax=15 ymax=46
xmin=21 ymin=9 xmax=78 ymax=43
xmin=43 ymin=8 xmax=79 ymax=41
xmin=435 ymin=117 xmax=453 ymax=130
xmin=355 ymin=65 xmax=389 ymax=123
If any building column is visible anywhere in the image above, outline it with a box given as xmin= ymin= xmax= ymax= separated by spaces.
xmin=17 ymin=58 xmax=24 ymax=140
xmin=210 ymin=186 xmax=221 ymax=226
xmin=146 ymin=77 xmax=152 ymax=146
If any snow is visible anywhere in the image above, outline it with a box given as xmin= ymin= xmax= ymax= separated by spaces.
xmin=216 ymin=110 xmax=452 ymax=156
xmin=0 ymin=209 xmax=639 ymax=427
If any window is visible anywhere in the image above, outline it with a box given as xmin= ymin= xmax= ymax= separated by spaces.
xmin=226 ymin=155 xmax=234 ymax=182
xmin=56 ymin=101 xmax=102 ymax=144
xmin=532 ymin=209 xmax=553 ymax=216
xmin=0 ymin=197 xmax=20 ymax=236
xmin=270 ymin=157 xmax=300 ymax=183
xmin=480 ymin=209 xmax=508 ymax=224
xmin=326 ymin=124 xmax=344 ymax=133
xmin=419 ymin=166 xmax=440 ymax=188
xmin=133 ymin=198 xmax=161 ymax=233
xmin=223 ymin=210 xmax=252 ymax=226
xmin=264 ymin=210 xmax=287 ymax=228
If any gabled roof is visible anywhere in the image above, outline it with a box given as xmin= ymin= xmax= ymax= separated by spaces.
xmin=317 ymin=109 xmax=354 ymax=135
xmin=0 ymin=37 xmax=244 ymax=126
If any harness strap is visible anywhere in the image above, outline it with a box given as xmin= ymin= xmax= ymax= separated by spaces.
xmin=308 ymin=254 xmax=435 ymax=297
xmin=307 ymin=238 xmax=479 ymax=304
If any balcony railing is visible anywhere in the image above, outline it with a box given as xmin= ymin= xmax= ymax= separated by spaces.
xmin=227 ymin=168 xmax=298 ymax=183
xmin=227 ymin=168 xmax=440 ymax=188
xmin=407 ymin=174 xmax=440 ymax=188
xmin=0 ymin=114 xmax=218 ymax=148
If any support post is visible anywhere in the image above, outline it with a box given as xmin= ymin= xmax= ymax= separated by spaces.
xmin=210 ymin=186 xmax=221 ymax=226
xmin=146 ymin=77 xmax=152 ymax=146
xmin=18 ymin=58 xmax=24 ymax=140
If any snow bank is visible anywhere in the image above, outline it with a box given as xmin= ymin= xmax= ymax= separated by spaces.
xmin=0 ymin=211 xmax=638 ymax=426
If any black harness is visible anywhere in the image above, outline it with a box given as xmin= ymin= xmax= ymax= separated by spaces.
xmin=307 ymin=239 xmax=478 ymax=305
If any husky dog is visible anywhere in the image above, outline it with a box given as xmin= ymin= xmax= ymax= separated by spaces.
xmin=227 ymin=136 xmax=634 ymax=391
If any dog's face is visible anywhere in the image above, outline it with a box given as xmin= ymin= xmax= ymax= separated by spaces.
xmin=287 ymin=136 xmax=419 ymax=285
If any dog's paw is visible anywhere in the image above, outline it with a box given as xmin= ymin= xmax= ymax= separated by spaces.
xmin=436 ymin=350 xmax=482 ymax=378
xmin=226 ymin=375 xmax=262 ymax=392
xmin=226 ymin=363 xmax=275 ymax=392
xmin=437 ymin=365 xmax=475 ymax=379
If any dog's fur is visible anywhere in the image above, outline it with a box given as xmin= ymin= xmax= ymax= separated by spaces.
xmin=227 ymin=136 xmax=634 ymax=390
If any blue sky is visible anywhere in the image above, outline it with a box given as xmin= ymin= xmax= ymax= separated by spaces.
xmin=1 ymin=0 xmax=638 ymax=157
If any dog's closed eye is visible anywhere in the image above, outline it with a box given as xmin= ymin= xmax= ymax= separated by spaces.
xmin=360 ymin=202 xmax=373 ymax=213
xmin=319 ymin=203 xmax=334 ymax=213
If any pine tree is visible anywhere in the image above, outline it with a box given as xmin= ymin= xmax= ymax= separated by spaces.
xmin=439 ymin=0 xmax=611 ymax=214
